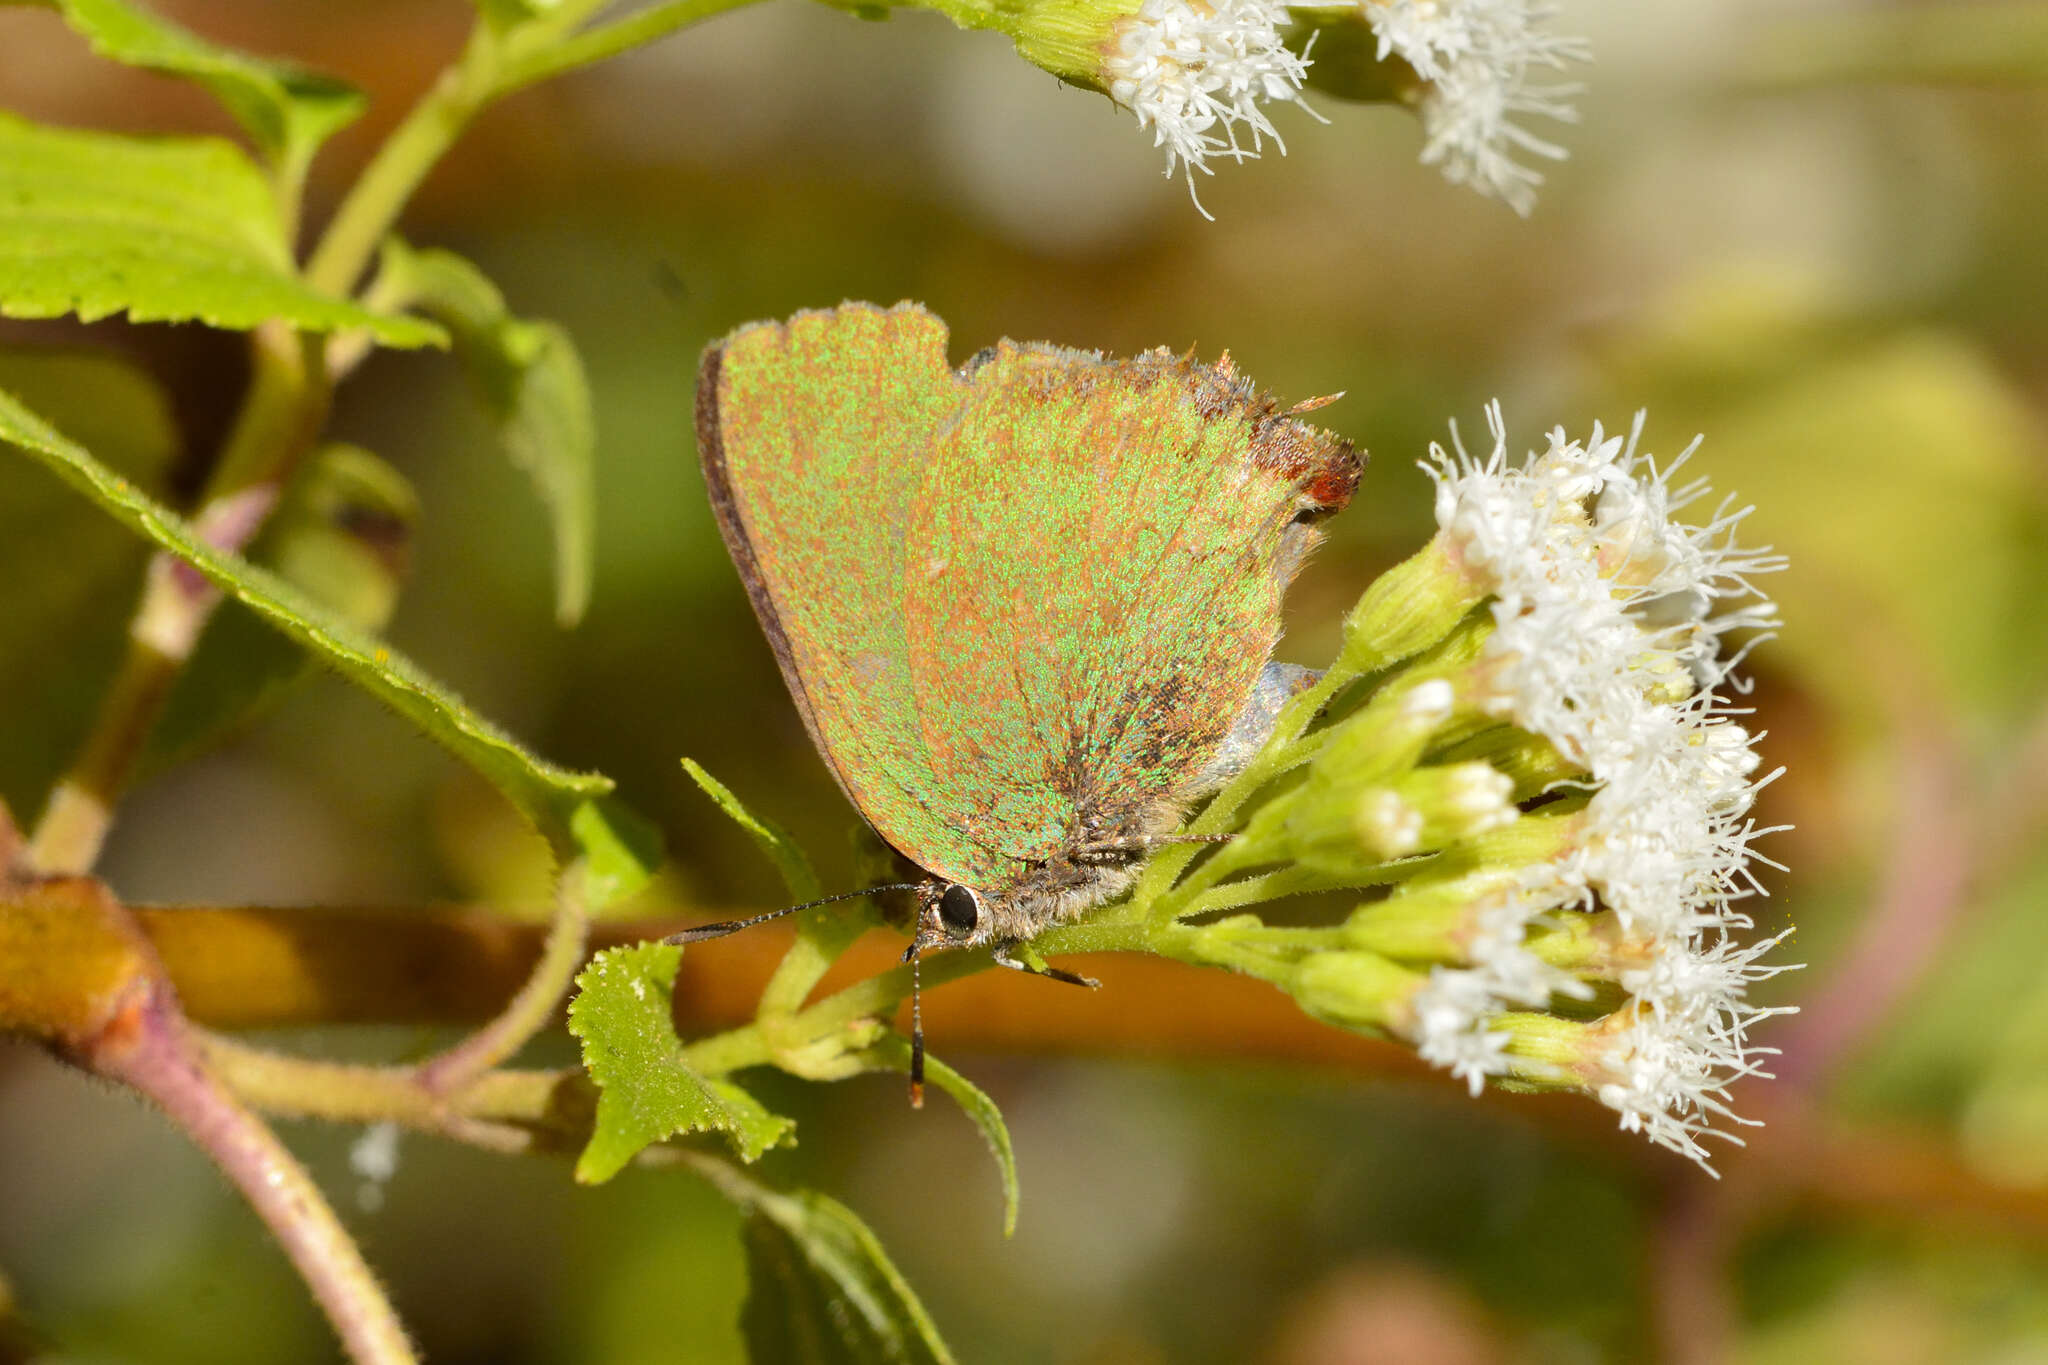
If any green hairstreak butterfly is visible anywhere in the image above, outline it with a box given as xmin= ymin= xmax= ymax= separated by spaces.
xmin=673 ymin=302 xmax=1360 ymax=1089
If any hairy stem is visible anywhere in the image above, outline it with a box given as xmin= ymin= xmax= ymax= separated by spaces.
xmin=89 ymin=983 xmax=415 ymax=1365
xmin=414 ymin=861 xmax=592 ymax=1095
xmin=680 ymin=918 xmax=1158 ymax=1075
xmin=494 ymin=0 xmax=779 ymax=92
xmin=304 ymin=26 xmax=500 ymax=300
xmin=199 ymin=1031 xmax=577 ymax=1131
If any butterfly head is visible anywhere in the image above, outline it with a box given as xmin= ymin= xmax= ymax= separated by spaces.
xmin=908 ymin=881 xmax=986 ymax=956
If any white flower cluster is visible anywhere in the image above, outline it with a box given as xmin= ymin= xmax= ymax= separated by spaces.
xmin=1359 ymin=0 xmax=1589 ymax=214
xmin=1416 ymin=402 xmax=1795 ymax=1169
xmin=1103 ymin=0 xmax=1315 ymax=217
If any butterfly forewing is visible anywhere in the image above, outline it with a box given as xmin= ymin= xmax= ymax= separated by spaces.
xmin=697 ymin=304 xmax=974 ymax=878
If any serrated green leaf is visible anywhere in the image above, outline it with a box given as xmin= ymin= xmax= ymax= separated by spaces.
xmin=0 ymin=112 xmax=442 ymax=347
xmin=0 ymin=347 xmax=177 ymax=819
xmin=860 ymin=1034 xmax=1018 ymax=1237
xmin=376 ymin=238 xmax=594 ymax=623
xmin=0 ymin=386 xmax=656 ymax=883
xmin=39 ymin=0 xmax=365 ymax=176
xmin=569 ymin=942 xmax=796 ymax=1182
xmin=140 ymin=443 xmax=417 ymax=777
xmin=682 ymin=757 xmax=822 ymax=903
xmin=734 ymin=1185 xmax=959 ymax=1365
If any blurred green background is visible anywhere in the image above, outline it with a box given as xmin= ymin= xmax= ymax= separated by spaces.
xmin=4 ymin=0 xmax=2048 ymax=1360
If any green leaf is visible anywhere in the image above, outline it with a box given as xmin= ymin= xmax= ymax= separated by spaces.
xmin=569 ymin=942 xmax=796 ymax=1182
xmin=734 ymin=1185 xmax=959 ymax=1365
xmin=860 ymin=1035 xmax=1019 ymax=1237
xmin=0 ymin=347 xmax=177 ymax=819
xmin=570 ymin=796 xmax=665 ymax=910
xmin=681 ymin=757 xmax=822 ymax=903
xmin=0 ymin=111 xmax=442 ymax=347
xmin=470 ymin=0 xmax=557 ymax=32
xmin=0 ymin=385 xmax=652 ymax=879
xmin=915 ymin=1057 xmax=1018 ymax=1240
xmin=140 ymin=443 xmax=418 ymax=776
xmin=38 ymin=0 xmax=365 ymax=177
xmin=376 ymin=238 xmax=594 ymax=624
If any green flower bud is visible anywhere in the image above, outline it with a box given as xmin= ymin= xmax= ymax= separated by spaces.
xmin=1341 ymin=812 xmax=1583 ymax=960
xmin=1336 ymin=534 xmax=1489 ymax=680
xmin=1392 ymin=761 xmax=1518 ymax=848
xmin=1289 ymin=951 xmax=1424 ymax=1033
xmin=1429 ymin=726 xmax=1580 ymax=801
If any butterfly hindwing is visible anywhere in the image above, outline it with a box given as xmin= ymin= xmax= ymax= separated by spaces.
xmin=902 ymin=341 xmax=1339 ymax=881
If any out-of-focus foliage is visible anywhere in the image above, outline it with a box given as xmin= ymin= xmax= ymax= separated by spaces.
xmin=0 ymin=383 xmax=659 ymax=902
xmin=20 ymin=0 xmax=367 ymax=174
xmin=375 ymin=238 xmax=596 ymax=626
xmin=139 ymin=441 xmax=422 ymax=777
xmin=0 ymin=348 xmax=176 ymax=821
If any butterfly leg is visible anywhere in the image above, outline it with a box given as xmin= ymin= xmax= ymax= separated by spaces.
xmin=992 ymin=942 xmax=1100 ymax=989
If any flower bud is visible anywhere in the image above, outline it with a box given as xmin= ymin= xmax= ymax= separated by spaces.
xmin=954 ymin=0 xmax=1314 ymax=210
xmin=1336 ymin=535 xmax=1488 ymax=679
xmin=1289 ymin=951 xmax=1423 ymax=1032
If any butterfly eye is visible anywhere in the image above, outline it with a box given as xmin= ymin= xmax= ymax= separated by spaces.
xmin=936 ymin=883 xmax=981 ymax=936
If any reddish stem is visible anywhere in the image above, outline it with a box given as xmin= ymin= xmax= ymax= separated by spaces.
xmin=86 ymin=980 xmax=416 ymax=1365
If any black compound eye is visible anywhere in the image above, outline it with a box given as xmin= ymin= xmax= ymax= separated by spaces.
xmin=936 ymin=883 xmax=980 ymax=936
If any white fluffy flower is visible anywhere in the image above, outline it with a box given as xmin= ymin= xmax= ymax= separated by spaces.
xmin=1415 ymin=402 xmax=1793 ymax=1169
xmin=1104 ymin=0 xmax=1316 ymax=216
xmin=1358 ymin=0 xmax=1589 ymax=213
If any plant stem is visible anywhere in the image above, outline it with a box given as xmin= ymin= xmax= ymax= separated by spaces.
xmin=414 ymin=861 xmax=592 ymax=1095
xmin=90 ymin=983 xmax=416 ymax=1365
xmin=494 ymin=0 xmax=779 ymax=93
xmin=304 ymin=26 xmax=501 ymax=300
xmin=198 ymin=1031 xmax=578 ymax=1131
xmin=679 ymin=918 xmax=1156 ymax=1075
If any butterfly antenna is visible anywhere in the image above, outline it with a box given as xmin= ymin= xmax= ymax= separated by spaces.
xmin=909 ymin=949 xmax=926 ymax=1109
xmin=663 ymin=883 xmax=924 ymax=945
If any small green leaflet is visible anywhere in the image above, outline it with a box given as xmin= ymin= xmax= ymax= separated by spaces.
xmin=568 ymin=942 xmax=795 ymax=1183
xmin=923 ymin=1055 xmax=1018 ymax=1239
xmin=860 ymin=1035 xmax=1018 ymax=1237
xmin=30 ymin=0 xmax=365 ymax=177
xmin=0 ymin=386 xmax=657 ymax=901
xmin=681 ymin=757 xmax=822 ymax=903
xmin=735 ymin=1185 xmax=960 ymax=1365
xmin=374 ymin=239 xmax=595 ymax=625
xmin=0 ymin=112 xmax=441 ymax=348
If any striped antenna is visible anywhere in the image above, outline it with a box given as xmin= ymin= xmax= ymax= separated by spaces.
xmin=663 ymin=883 xmax=924 ymax=945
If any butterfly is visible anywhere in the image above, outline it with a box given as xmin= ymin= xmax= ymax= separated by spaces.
xmin=672 ymin=302 xmax=1360 ymax=1091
